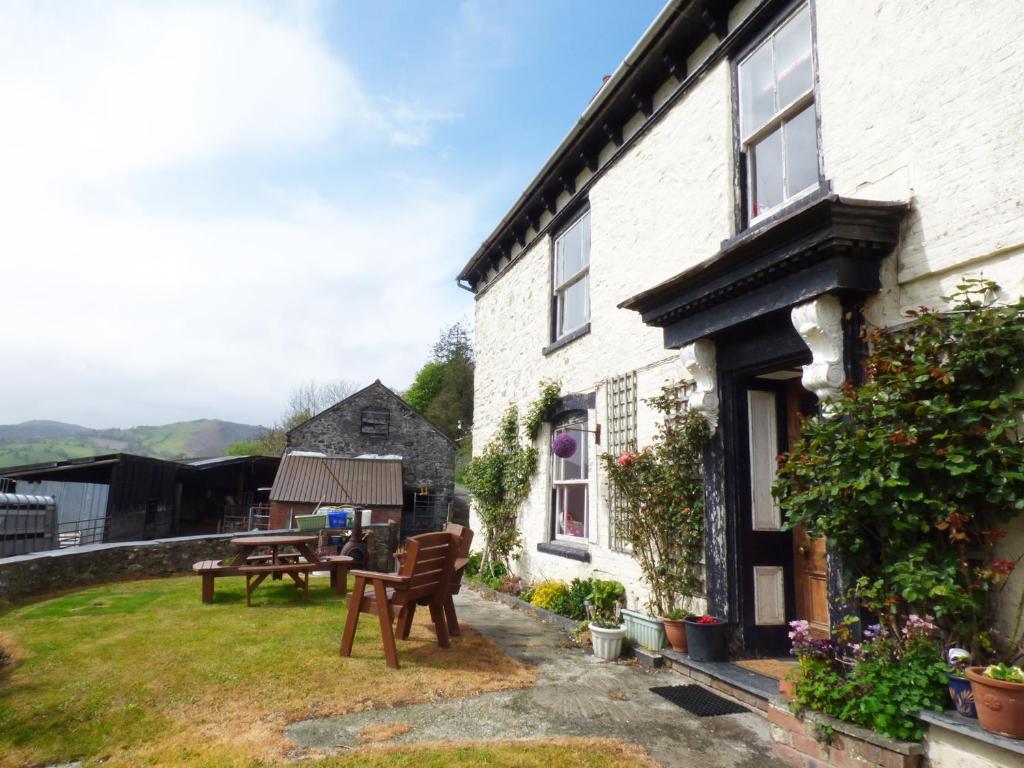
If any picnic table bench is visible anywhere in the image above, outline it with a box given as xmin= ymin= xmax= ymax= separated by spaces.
xmin=238 ymin=561 xmax=318 ymax=605
xmin=193 ymin=534 xmax=354 ymax=604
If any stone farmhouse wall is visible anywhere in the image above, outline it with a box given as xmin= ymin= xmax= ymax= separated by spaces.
xmin=0 ymin=526 xmax=397 ymax=604
xmin=470 ymin=0 xmax=1024 ymax=620
xmin=288 ymin=381 xmax=456 ymax=499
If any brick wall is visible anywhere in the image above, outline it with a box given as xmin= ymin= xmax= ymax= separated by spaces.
xmin=768 ymin=700 xmax=923 ymax=768
xmin=267 ymin=502 xmax=401 ymax=531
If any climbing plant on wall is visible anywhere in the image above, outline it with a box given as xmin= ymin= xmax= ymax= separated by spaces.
xmin=603 ymin=382 xmax=710 ymax=617
xmin=775 ymin=279 xmax=1024 ymax=657
xmin=464 ymin=381 xmax=561 ymax=568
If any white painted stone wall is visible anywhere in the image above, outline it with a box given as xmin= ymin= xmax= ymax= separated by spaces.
xmin=925 ymin=727 xmax=1024 ymax=768
xmin=470 ymin=1 xmax=1024 ymax=619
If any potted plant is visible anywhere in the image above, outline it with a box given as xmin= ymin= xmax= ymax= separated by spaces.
xmin=661 ymin=608 xmax=693 ymax=653
xmin=684 ymin=614 xmax=727 ymax=662
xmin=621 ymin=607 xmax=666 ymax=652
xmin=946 ymin=648 xmax=976 ymax=718
xmin=588 ymin=579 xmax=626 ymax=661
xmin=602 ymin=386 xmax=710 ymax=656
xmin=966 ymin=663 xmax=1024 ymax=738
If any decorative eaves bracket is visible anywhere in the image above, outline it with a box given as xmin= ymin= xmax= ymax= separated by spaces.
xmin=791 ymin=294 xmax=846 ymax=415
xmin=680 ymin=339 xmax=719 ymax=430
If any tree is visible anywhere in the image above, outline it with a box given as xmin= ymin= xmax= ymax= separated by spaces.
xmin=226 ymin=379 xmax=359 ymax=457
xmin=286 ymin=380 xmax=359 ymax=426
xmin=406 ymin=321 xmax=474 ymax=442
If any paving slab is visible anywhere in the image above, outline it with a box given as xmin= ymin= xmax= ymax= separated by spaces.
xmin=287 ymin=589 xmax=781 ymax=767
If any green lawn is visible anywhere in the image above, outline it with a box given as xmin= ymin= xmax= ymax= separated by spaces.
xmin=0 ymin=575 xmax=559 ymax=767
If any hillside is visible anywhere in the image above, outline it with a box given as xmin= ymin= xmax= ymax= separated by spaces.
xmin=0 ymin=419 xmax=267 ymax=468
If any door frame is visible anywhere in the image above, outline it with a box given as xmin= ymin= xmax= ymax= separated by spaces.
xmin=703 ymin=312 xmax=812 ymax=653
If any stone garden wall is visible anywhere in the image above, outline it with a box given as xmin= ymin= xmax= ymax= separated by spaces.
xmin=0 ymin=525 xmax=398 ymax=604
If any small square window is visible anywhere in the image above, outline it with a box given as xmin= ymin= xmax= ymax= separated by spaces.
xmin=737 ymin=3 xmax=818 ymax=223
xmin=553 ymin=210 xmax=591 ymax=340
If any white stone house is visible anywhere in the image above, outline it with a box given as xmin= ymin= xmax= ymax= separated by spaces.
xmin=459 ymin=0 xmax=1024 ymax=663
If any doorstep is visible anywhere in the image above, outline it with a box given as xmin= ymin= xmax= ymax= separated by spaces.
xmin=661 ymin=649 xmax=778 ymax=713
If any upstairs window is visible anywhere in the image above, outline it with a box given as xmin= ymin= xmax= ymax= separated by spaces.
xmin=552 ymin=418 xmax=589 ymax=540
xmin=738 ymin=3 xmax=818 ymax=223
xmin=553 ymin=209 xmax=591 ymax=340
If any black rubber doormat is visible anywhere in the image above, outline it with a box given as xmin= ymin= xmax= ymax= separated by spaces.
xmin=649 ymin=684 xmax=749 ymax=716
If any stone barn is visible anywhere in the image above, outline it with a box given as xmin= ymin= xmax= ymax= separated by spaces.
xmin=285 ymin=380 xmax=456 ymax=537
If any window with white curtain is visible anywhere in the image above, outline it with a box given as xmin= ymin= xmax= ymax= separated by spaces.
xmin=553 ymin=418 xmax=588 ymax=540
xmin=553 ymin=210 xmax=591 ymax=340
xmin=737 ymin=3 xmax=818 ymax=223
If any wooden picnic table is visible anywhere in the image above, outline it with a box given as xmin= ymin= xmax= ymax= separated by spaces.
xmin=227 ymin=534 xmax=319 ymax=567
xmin=230 ymin=535 xmax=353 ymax=606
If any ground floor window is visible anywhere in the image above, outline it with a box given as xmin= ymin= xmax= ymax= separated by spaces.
xmin=553 ymin=418 xmax=588 ymax=540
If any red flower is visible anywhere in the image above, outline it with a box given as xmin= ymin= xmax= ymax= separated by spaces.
xmin=696 ymin=615 xmax=720 ymax=625
xmin=616 ymin=451 xmax=638 ymax=467
xmin=993 ymin=559 xmax=1017 ymax=576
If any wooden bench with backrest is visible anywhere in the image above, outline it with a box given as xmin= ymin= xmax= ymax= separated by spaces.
xmin=237 ymin=561 xmax=319 ymax=606
xmin=398 ymin=523 xmax=474 ymax=640
xmin=339 ymin=530 xmax=457 ymax=669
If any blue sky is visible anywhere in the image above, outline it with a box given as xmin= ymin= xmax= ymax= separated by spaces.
xmin=0 ymin=0 xmax=664 ymax=428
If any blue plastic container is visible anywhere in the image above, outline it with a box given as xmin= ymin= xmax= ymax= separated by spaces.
xmin=328 ymin=511 xmax=349 ymax=529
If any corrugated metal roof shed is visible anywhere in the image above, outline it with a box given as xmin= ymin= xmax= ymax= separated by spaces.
xmin=270 ymin=453 xmax=403 ymax=507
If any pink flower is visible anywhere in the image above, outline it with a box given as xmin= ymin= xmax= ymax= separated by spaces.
xmin=616 ymin=451 xmax=638 ymax=467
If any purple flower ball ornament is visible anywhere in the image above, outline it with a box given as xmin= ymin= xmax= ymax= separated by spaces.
xmin=552 ymin=432 xmax=578 ymax=459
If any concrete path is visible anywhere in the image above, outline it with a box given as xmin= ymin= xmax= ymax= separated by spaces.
xmin=287 ymin=590 xmax=781 ymax=767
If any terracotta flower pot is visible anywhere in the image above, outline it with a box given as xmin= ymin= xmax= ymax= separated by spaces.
xmin=966 ymin=666 xmax=1024 ymax=739
xmin=661 ymin=617 xmax=689 ymax=653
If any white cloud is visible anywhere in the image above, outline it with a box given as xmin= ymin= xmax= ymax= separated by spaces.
xmin=0 ymin=1 xmax=476 ymax=428
xmin=0 ymin=1 xmax=373 ymax=190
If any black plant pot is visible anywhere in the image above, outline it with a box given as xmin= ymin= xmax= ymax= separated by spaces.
xmin=684 ymin=618 xmax=727 ymax=662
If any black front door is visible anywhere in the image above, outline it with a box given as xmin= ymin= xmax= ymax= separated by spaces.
xmin=735 ymin=378 xmax=795 ymax=654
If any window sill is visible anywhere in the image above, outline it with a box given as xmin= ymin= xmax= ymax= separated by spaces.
xmin=731 ymin=182 xmax=830 ymax=246
xmin=537 ymin=541 xmax=591 ymax=562
xmin=543 ymin=323 xmax=590 ymax=356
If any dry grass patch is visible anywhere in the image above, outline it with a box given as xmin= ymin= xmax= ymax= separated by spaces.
xmin=0 ymin=575 xmax=534 ymax=767
xmin=358 ymin=721 xmax=414 ymax=743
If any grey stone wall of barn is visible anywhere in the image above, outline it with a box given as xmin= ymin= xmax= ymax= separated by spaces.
xmin=0 ymin=525 xmax=398 ymax=604
xmin=287 ymin=383 xmax=456 ymax=521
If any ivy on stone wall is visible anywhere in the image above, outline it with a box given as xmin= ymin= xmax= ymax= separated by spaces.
xmin=465 ymin=381 xmax=562 ymax=567
xmin=524 ymin=381 xmax=562 ymax=441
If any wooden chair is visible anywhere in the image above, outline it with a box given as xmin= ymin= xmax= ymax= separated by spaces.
xmin=398 ymin=523 xmax=474 ymax=640
xmin=339 ymin=530 xmax=456 ymax=669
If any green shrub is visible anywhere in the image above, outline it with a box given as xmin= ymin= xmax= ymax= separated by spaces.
xmin=588 ymin=579 xmax=626 ymax=628
xmin=549 ymin=578 xmax=593 ymax=621
xmin=776 ymin=280 xmax=1024 ymax=656
xmin=791 ymin=619 xmax=948 ymax=741
xmin=529 ymin=580 xmax=569 ymax=611
xmin=464 ymin=552 xmax=482 ymax=578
